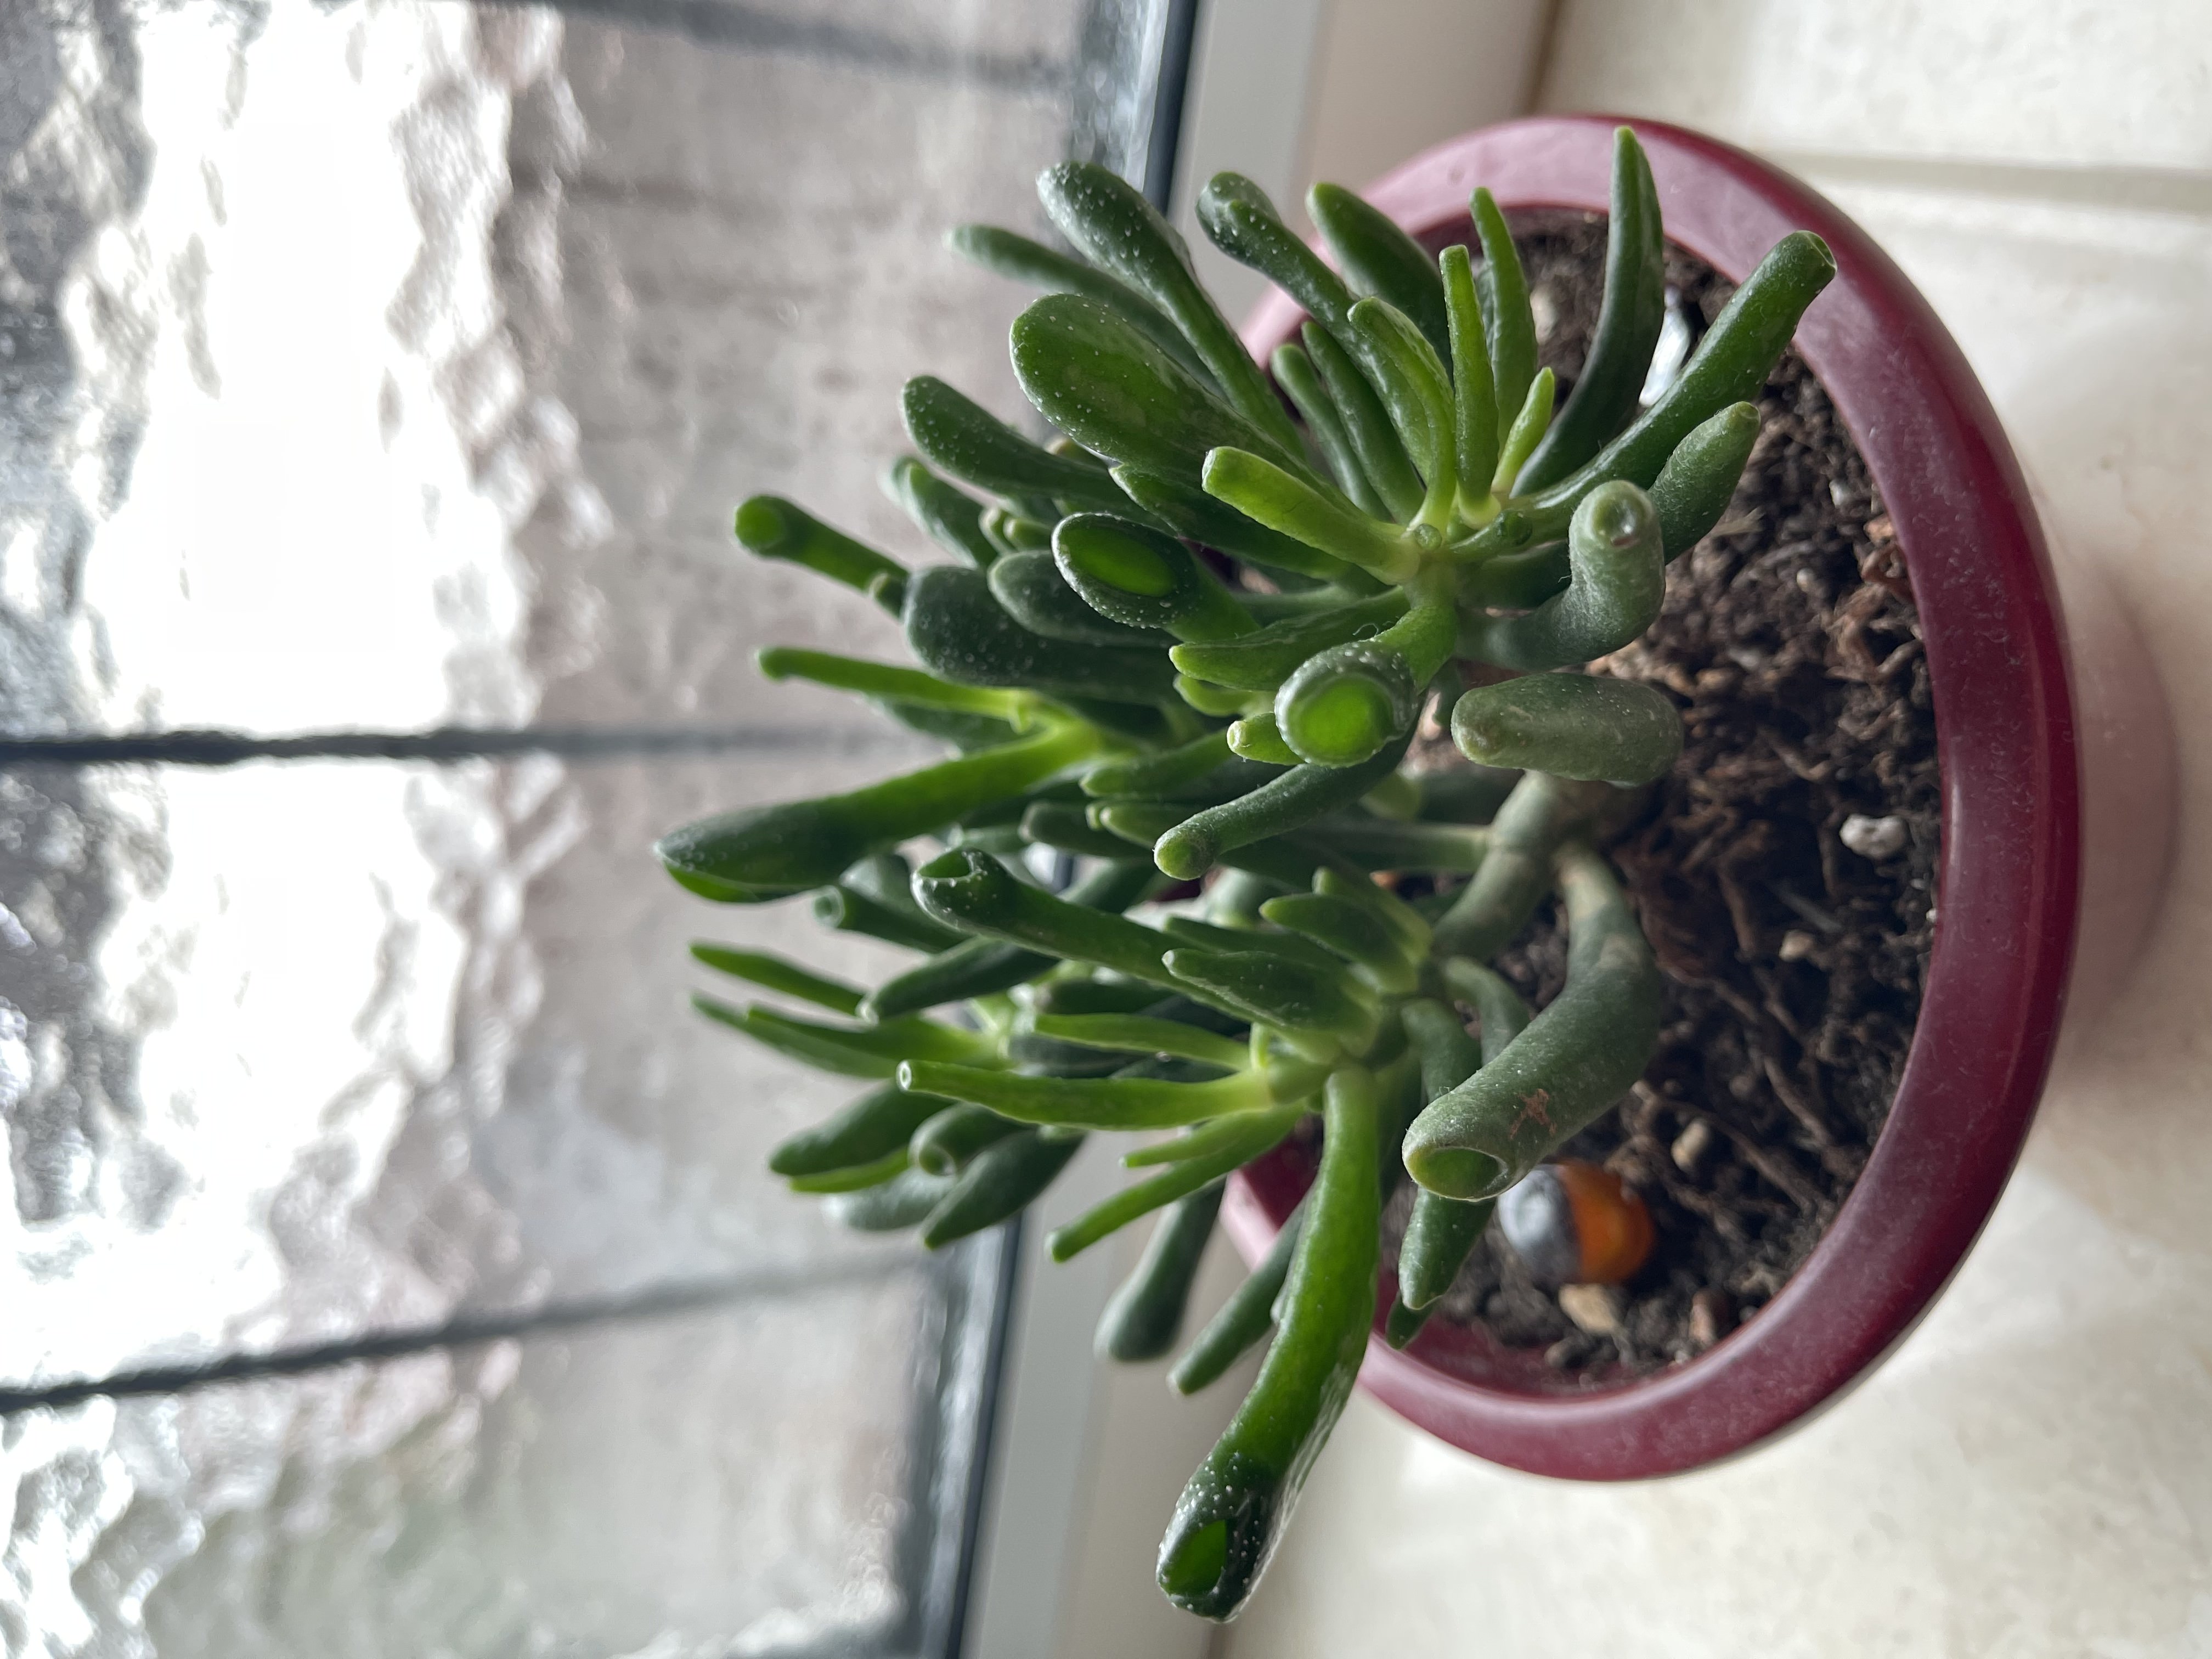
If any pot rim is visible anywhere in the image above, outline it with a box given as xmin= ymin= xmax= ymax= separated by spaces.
xmin=1226 ymin=114 xmax=2080 ymax=1481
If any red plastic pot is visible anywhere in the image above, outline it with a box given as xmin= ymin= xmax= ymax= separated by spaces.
xmin=1224 ymin=115 xmax=2082 ymax=1480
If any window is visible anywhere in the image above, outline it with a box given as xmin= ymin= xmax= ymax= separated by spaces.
xmin=0 ymin=3 xmax=1186 ymax=1651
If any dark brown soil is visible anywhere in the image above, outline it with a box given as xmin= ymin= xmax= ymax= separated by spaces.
xmin=1394 ymin=218 xmax=1940 ymax=1374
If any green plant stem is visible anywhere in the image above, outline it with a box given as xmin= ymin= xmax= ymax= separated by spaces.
xmin=1430 ymin=770 xmax=1611 ymax=960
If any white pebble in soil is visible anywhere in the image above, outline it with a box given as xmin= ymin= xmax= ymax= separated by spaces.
xmin=1557 ymin=1283 xmax=1626 ymax=1337
xmin=1838 ymin=812 xmax=1908 ymax=860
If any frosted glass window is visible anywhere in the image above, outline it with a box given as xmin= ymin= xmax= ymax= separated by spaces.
xmin=0 ymin=0 xmax=1180 ymax=1650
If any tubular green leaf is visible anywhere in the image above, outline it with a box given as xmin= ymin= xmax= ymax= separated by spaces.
xmin=1201 ymin=449 xmax=1418 ymax=582
xmin=1011 ymin=294 xmax=1306 ymax=481
xmin=812 ymin=883 xmax=967 ymax=953
xmin=1054 ymin=514 xmax=1259 ymax=642
xmin=1158 ymin=1065 xmax=1379 ymax=1620
xmin=1534 ymin=231 xmax=1835 ymax=516
xmin=769 ymin=1081 xmax=956 ymax=1180
xmin=656 ymin=718 xmax=1101 ymax=901
xmin=1461 ymin=479 xmax=1664 ymax=670
xmin=885 ymin=456 xmax=1000 ymax=569
xmin=735 ymin=496 xmax=907 ymax=614
xmin=1472 ymin=188 xmax=1536 ymax=439
xmin=910 ymin=845 xmax=1209 ymax=1002
xmin=1228 ymin=711 xmax=1301 ymax=766
xmin=1441 ymin=244 xmax=1498 ymax=510
xmin=1097 ymin=1181 xmax=1227 ymax=1361
xmin=1491 ymin=366 xmax=1555 ymax=496
xmin=900 ymin=375 xmax=1126 ymax=511
xmin=1652 ymin=401 xmax=1760 ymax=560
xmin=949 ymin=222 xmax=1209 ymax=376
xmin=1197 ymin=175 xmax=1353 ymax=336
xmin=862 ymin=860 xmax=1159 ymax=1020
xmin=756 ymin=646 xmax=1031 ymax=724
xmin=689 ymin=944 xmax=864 ymax=1017
xmin=903 ymin=566 xmax=1177 ymax=704
xmin=920 ymin=1127 xmax=1085 ymax=1248
xmin=1272 ymin=599 xmax=1454 ymax=768
xmin=1038 ymin=161 xmax=1303 ymax=455
xmin=830 ymin=1166 xmax=955 ymax=1232
xmin=1154 ymin=729 xmax=1414 ymax=881
xmin=1170 ymin=587 xmax=1409 ymax=693
xmin=1258 ymin=894 xmax=1414 ymax=994
xmin=1295 ymin=817 xmax=1489 ymax=874
xmin=1029 ymin=1014 xmax=1251 ymax=1070
xmin=1161 ymin=947 xmax=1377 ymax=1050
xmin=1171 ymin=1201 xmax=1303 ymax=1394
xmin=1052 ymin=1105 xmax=1301 ymax=1262
xmin=1271 ymin=341 xmax=1385 ymax=517
xmin=1302 ymin=324 xmax=1424 ymax=522
xmin=988 ymin=548 xmax=1169 ymax=646
xmin=1451 ymin=672 xmax=1682 ymax=786
xmin=692 ymin=996 xmax=996 ymax=1080
xmin=1346 ymin=296 xmax=1454 ymax=496
xmin=911 ymin=1102 xmax=1024 ymax=1176
xmin=1404 ymin=843 xmax=1662 ymax=1199
xmin=1310 ymin=182 xmax=1449 ymax=359
xmin=1110 ymin=464 xmax=1358 ymax=583
xmin=1082 ymin=729 xmax=1236 ymax=799
xmin=899 ymin=1058 xmax=1299 ymax=1131
xmin=1516 ymin=127 xmax=1668 ymax=493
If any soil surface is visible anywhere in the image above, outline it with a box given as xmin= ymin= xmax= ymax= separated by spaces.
xmin=1393 ymin=217 xmax=1940 ymax=1374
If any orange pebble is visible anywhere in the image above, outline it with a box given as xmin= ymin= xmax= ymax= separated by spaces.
xmin=1497 ymin=1159 xmax=1655 ymax=1288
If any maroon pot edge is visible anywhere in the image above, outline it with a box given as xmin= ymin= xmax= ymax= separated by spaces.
xmin=1227 ymin=115 xmax=2082 ymax=1481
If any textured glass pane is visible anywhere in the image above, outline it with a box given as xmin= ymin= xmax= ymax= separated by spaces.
xmin=0 ymin=745 xmax=944 ymax=1388
xmin=0 ymin=1258 xmax=1002 ymax=1656
xmin=0 ymin=0 xmax=1080 ymax=738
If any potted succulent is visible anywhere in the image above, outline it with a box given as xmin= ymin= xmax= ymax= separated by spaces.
xmin=657 ymin=116 xmax=2077 ymax=1621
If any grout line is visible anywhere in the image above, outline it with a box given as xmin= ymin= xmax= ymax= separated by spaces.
xmin=0 ymin=724 xmax=928 ymax=769
xmin=546 ymin=0 xmax=1070 ymax=97
xmin=0 ymin=1255 xmax=914 ymax=1415
xmin=1762 ymin=148 xmax=2212 ymax=218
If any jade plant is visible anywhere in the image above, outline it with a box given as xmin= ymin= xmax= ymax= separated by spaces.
xmin=661 ymin=128 xmax=1832 ymax=1620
